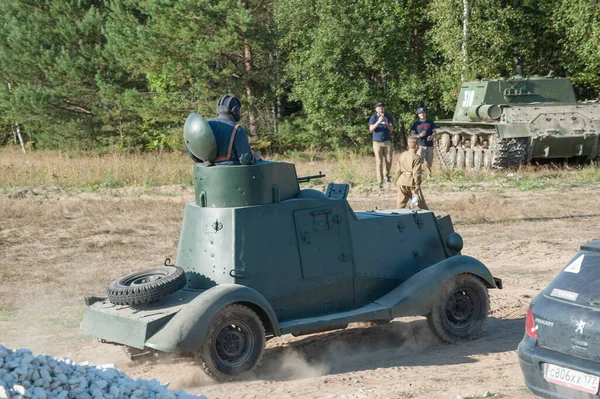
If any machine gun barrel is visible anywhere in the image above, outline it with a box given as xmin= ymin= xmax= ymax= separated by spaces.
xmin=297 ymin=172 xmax=326 ymax=183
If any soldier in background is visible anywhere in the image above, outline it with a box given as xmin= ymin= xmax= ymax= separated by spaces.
xmin=396 ymin=136 xmax=429 ymax=210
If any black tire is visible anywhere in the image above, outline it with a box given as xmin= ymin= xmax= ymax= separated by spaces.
xmin=198 ymin=304 xmax=266 ymax=382
xmin=427 ymin=274 xmax=489 ymax=343
xmin=107 ymin=266 xmax=186 ymax=305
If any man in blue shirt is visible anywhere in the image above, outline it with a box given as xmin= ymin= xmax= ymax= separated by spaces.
xmin=368 ymin=102 xmax=394 ymax=187
xmin=410 ymin=106 xmax=437 ymax=178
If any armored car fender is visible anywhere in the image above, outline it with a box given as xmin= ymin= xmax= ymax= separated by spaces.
xmin=145 ymin=284 xmax=280 ymax=353
xmin=377 ymin=254 xmax=500 ymax=318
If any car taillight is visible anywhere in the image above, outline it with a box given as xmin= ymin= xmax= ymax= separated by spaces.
xmin=525 ymin=306 xmax=538 ymax=339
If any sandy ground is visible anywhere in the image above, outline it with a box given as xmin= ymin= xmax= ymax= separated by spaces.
xmin=2 ymin=183 xmax=600 ymax=399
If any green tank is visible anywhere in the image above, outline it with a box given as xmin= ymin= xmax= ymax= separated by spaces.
xmin=436 ymin=76 xmax=600 ymax=170
xmin=80 ymin=116 xmax=502 ymax=382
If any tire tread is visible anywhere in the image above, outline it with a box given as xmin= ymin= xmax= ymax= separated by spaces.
xmin=427 ymin=273 xmax=489 ymax=344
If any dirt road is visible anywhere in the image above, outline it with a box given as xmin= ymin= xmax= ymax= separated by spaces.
xmin=2 ymin=185 xmax=599 ymax=398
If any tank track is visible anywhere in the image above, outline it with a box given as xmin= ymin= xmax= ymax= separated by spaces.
xmin=436 ymin=127 xmax=527 ymax=171
xmin=489 ymin=137 xmax=528 ymax=169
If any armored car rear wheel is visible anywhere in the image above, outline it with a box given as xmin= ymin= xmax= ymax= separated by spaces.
xmin=107 ymin=266 xmax=186 ymax=305
xmin=198 ymin=304 xmax=266 ymax=382
xmin=427 ymin=274 xmax=489 ymax=343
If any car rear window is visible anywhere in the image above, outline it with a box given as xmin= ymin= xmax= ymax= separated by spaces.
xmin=543 ymin=250 xmax=600 ymax=306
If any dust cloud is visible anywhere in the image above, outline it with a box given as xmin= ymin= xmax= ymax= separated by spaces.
xmin=254 ymin=319 xmax=440 ymax=382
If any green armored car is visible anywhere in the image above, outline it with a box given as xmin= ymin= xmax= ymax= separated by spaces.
xmin=81 ymin=115 xmax=502 ymax=381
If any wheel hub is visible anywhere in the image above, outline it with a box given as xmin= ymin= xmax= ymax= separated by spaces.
xmin=446 ymin=290 xmax=476 ymax=326
xmin=214 ymin=323 xmax=253 ymax=366
xmin=130 ymin=275 xmax=162 ymax=285
xmin=218 ymin=327 xmax=246 ymax=358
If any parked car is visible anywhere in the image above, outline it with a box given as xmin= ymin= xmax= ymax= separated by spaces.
xmin=519 ymin=239 xmax=600 ymax=398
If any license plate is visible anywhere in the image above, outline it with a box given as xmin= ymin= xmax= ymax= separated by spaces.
xmin=545 ymin=363 xmax=600 ymax=394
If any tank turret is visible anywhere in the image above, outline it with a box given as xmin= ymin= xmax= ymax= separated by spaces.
xmin=436 ymin=76 xmax=600 ymax=170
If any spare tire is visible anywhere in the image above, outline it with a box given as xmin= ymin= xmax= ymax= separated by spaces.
xmin=107 ymin=266 xmax=186 ymax=305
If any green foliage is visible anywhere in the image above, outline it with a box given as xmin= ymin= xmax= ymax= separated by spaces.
xmin=0 ymin=1 xmax=120 ymax=148
xmin=427 ymin=0 xmax=565 ymax=112
xmin=0 ymin=0 xmax=598 ymax=153
xmin=275 ymin=0 xmax=429 ymax=149
xmin=272 ymin=116 xmax=324 ymax=151
xmin=103 ymin=0 xmax=277 ymax=141
xmin=551 ymin=0 xmax=600 ymax=96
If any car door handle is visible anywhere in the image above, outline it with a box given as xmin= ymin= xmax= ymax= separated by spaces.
xmin=572 ymin=339 xmax=588 ymax=350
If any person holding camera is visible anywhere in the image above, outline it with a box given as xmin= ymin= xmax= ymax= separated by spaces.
xmin=368 ymin=102 xmax=394 ymax=188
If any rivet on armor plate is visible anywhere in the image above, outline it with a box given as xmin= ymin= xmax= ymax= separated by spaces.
xmin=412 ymin=212 xmax=423 ymax=229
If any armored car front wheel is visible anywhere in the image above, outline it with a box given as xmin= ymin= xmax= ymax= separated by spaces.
xmin=106 ymin=266 xmax=186 ymax=305
xmin=427 ymin=273 xmax=489 ymax=343
xmin=198 ymin=304 xmax=266 ymax=382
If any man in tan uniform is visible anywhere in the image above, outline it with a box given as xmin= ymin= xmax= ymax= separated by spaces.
xmin=396 ymin=136 xmax=429 ymax=210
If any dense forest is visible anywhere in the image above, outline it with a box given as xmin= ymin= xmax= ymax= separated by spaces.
xmin=0 ymin=0 xmax=598 ymax=153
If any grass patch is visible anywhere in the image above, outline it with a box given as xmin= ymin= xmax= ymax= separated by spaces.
xmin=1 ymin=146 xmax=599 ymax=193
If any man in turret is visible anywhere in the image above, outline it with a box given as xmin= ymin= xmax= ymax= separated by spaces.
xmin=186 ymin=94 xmax=261 ymax=164
xmin=396 ymin=136 xmax=428 ymax=210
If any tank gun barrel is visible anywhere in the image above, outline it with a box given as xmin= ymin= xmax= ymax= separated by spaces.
xmin=297 ymin=172 xmax=326 ymax=183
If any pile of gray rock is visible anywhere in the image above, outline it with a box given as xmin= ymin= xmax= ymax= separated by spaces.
xmin=0 ymin=345 xmax=206 ymax=399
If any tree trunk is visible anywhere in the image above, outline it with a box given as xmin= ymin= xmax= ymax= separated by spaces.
xmin=462 ymin=0 xmax=469 ymax=81
xmin=7 ymin=82 xmax=26 ymax=153
xmin=15 ymin=123 xmax=26 ymax=153
xmin=244 ymin=43 xmax=258 ymax=138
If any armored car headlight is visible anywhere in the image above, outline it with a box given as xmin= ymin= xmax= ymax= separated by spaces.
xmin=446 ymin=232 xmax=463 ymax=253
